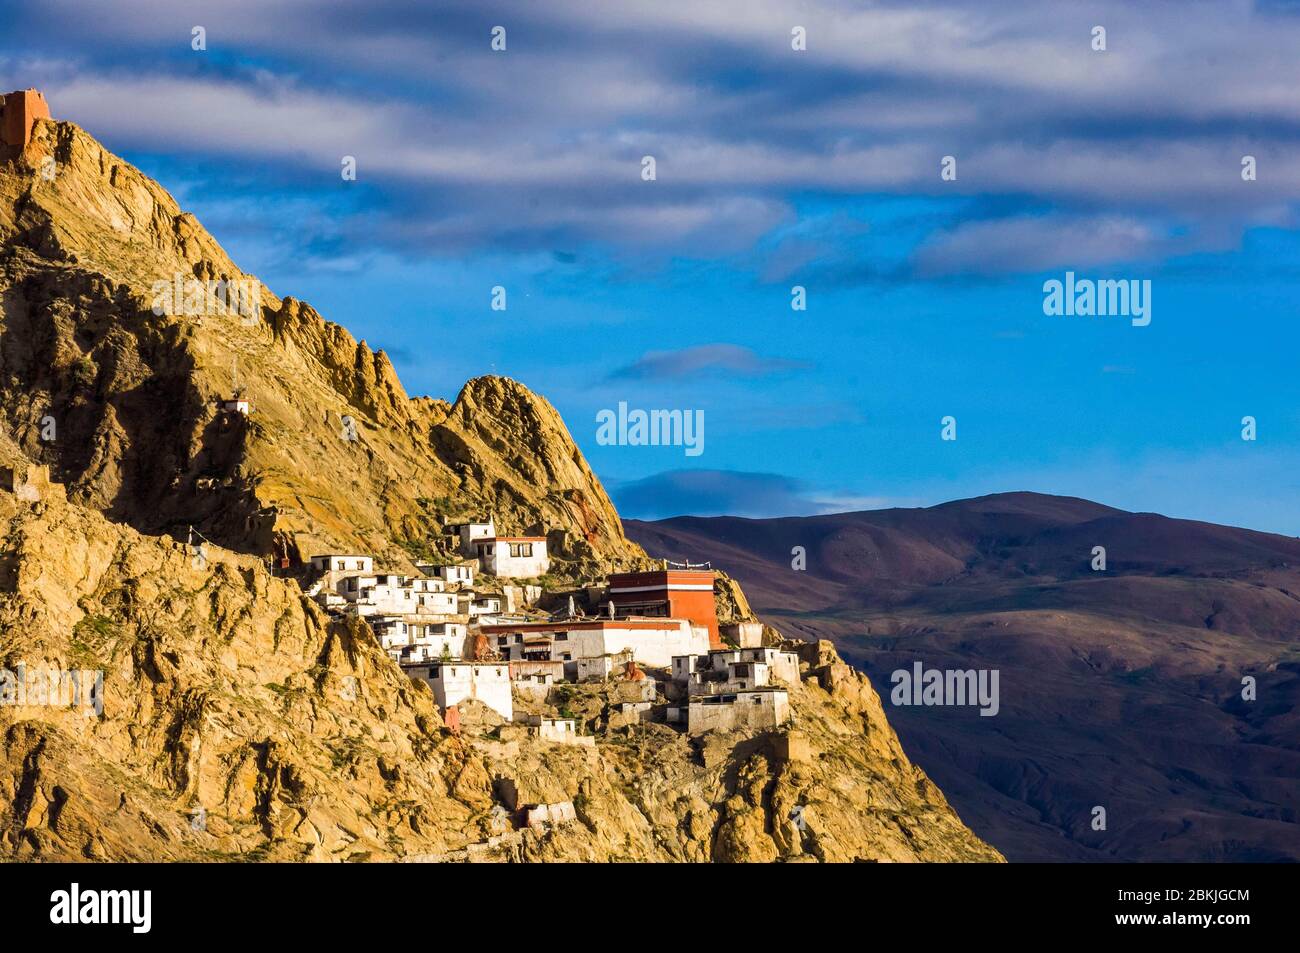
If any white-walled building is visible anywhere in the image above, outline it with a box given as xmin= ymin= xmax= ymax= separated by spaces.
xmin=674 ymin=647 xmax=800 ymax=693
xmin=315 ymin=590 xmax=347 ymax=611
xmin=308 ymin=554 xmax=378 ymax=599
xmin=432 ymin=563 xmax=475 ymax=588
xmin=672 ymin=655 xmax=703 ymax=683
xmin=574 ymin=654 xmax=621 ymax=681
xmin=310 ymin=554 xmax=374 ymax=575
xmin=338 ymin=573 xmax=459 ymax=617
xmin=473 ymin=537 xmax=550 ymax=578
xmin=373 ymin=618 xmax=413 ymax=655
xmin=683 ymin=659 xmax=774 ymax=696
xmin=371 ymin=617 xmax=469 ymax=663
xmin=726 ymin=647 xmax=801 ymax=686
xmin=410 ymin=588 xmax=458 ymax=616
xmin=337 ymin=571 xmax=394 ymax=602
xmin=676 ymin=689 xmax=790 ymax=734
xmin=468 ymin=595 xmax=503 ymax=617
xmin=510 ymin=659 xmax=564 ymax=701
xmin=482 ymin=618 xmax=710 ymax=675
xmin=452 ymin=520 xmax=497 ymax=556
xmin=221 ymin=394 xmax=251 ymax=415
xmin=495 ymin=632 xmax=555 ymax=662
xmin=412 ymin=620 xmax=469 ymax=649
xmin=348 ymin=576 xmax=410 ymax=616
xmin=404 ymin=661 xmax=513 ymax=721
xmin=721 ymin=621 xmax=764 ymax=648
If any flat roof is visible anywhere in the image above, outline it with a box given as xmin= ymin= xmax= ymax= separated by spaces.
xmin=481 ymin=618 xmax=691 ymax=634
xmin=406 ymin=660 xmax=508 ymax=670
xmin=689 ymin=687 xmax=789 ymax=702
xmin=608 ymin=569 xmax=715 ymax=582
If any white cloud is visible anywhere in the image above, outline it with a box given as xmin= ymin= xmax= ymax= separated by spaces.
xmin=10 ymin=0 xmax=1300 ymax=264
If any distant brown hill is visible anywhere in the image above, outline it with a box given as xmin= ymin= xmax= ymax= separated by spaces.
xmin=627 ymin=492 xmax=1300 ymax=861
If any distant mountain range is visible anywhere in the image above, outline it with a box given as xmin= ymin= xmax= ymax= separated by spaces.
xmin=627 ymin=492 xmax=1300 ymax=861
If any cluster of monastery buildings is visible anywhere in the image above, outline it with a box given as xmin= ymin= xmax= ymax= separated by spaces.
xmin=305 ymin=517 xmax=800 ymax=736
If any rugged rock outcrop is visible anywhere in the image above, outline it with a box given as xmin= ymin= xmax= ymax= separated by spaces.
xmin=0 ymin=490 xmax=999 ymax=862
xmin=0 ymin=117 xmax=640 ymax=573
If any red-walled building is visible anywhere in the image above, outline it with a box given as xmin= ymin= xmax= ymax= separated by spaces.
xmin=606 ymin=567 xmax=720 ymax=648
xmin=0 ymin=89 xmax=51 ymax=155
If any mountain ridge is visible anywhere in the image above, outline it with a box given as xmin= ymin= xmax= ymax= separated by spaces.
xmin=0 ymin=115 xmax=641 ymax=575
xmin=626 ymin=491 xmax=1300 ymax=862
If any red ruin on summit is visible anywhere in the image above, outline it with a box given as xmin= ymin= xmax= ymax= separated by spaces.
xmin=0 ymin=88 xmax=51 ymax=156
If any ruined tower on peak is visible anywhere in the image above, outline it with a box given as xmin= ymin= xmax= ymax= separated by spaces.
xmin=0 ymin=88 xmax=51 ymax=157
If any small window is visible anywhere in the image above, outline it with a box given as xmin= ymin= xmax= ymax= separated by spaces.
xmin=520 ymin=543 xmax=532 ymax=557
xmin=556 ymin=633 xmax=567 ymax=641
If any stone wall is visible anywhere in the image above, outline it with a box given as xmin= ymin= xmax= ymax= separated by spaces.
xmin=687 ymin=690 xmax=790 ymax=734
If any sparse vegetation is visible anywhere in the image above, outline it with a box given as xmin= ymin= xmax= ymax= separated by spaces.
xmin=69 ymin=613 xmax=116 ymax=667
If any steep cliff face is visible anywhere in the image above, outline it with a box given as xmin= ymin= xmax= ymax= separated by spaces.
xmin=0 ymin=118 xmax=640 ymax=572
xmin=0 ymin=490 xmax=999 ymax=862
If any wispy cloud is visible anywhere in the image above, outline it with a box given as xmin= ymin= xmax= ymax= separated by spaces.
xmin=7 ymin=0 xmax=1300 ymax=271
xmin=607 ymin=344 xmax=808 ymax=381
xmin=913 ymin=214 xmax=1164 ymax=277
xmin=611 ymin=468 xmax=900 ymax=519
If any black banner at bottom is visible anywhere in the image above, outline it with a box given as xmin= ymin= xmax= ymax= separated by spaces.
xmin=0 ymin=861 xmax=1285 ymax=940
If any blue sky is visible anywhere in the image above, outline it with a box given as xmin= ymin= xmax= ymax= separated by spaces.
xmin=4 ymin=1 xmax=1300 ymax=532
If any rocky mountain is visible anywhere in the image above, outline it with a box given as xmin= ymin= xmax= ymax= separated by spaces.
xmin=626 ymin=493 xmax=1300 ymax=862
xmin=0 ymin=111 xmax=1000 ymax=862
xmin=0 ymin=455 xmax=998 ymax=862
xmin=0 ymin=115 xmax=640 ymax=575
